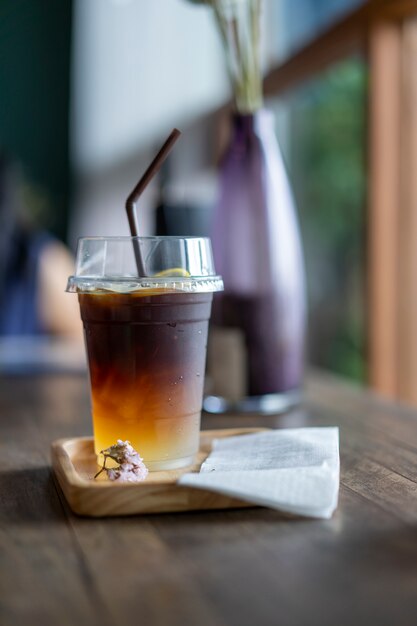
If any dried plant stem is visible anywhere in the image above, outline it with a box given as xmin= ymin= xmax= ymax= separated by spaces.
xmin=212 ymin=0 xmax=263 ymax=113
xmin=94 ymin=454 xmax=108 ymax=479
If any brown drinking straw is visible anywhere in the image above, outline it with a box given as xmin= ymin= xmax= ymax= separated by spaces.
xmin=125 ymin=128 xmax=181 ymax=276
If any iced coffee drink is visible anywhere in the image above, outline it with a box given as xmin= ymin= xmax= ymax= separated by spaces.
xmin=67 ymin=237 xmax=223 ymax=470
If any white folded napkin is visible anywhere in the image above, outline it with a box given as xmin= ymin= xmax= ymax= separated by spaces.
xmin=178 ymin=428 xmax=340 ymax=519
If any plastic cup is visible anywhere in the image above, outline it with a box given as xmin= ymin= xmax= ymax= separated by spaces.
xmin=67 ymin=237 xmax=223 ymax=471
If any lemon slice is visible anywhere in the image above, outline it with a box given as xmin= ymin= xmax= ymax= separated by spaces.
xmin=154 ymin=267 xmax=191 ymax=278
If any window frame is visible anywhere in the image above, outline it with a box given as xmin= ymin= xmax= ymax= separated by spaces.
xmin=262 ymin=0 xmax=417 ymax=402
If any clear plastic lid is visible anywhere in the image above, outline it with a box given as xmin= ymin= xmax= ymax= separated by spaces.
xmin=67 ymin=236 xmax=224 ymax=294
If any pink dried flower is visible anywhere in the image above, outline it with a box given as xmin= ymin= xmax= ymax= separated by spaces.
xmin=94 ymin=440 xmax=148 ymax=483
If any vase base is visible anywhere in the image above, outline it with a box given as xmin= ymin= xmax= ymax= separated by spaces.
xmin=203 ymin=390 xmax=302 ymax=416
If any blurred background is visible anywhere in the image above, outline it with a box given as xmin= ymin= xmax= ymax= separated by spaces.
xmin=1 ymin=0 xmax=416 ymax=405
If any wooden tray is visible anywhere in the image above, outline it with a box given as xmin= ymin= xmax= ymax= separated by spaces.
xmin=51 ymin=429 xmax=263 ymax=517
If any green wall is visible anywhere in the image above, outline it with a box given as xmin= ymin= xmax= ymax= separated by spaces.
xmin=0 ymin=0 xmax=72 ymax=240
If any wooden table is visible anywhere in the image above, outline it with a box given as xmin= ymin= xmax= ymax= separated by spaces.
xmin=1 ymin=372 xmax=417 ymax=626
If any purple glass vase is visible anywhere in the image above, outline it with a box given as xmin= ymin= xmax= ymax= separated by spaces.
xmin=205 ymin=109 xmax=306 ymax=414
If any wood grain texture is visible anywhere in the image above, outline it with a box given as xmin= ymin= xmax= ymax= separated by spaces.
xmin=51 ymin=430 xmax=260 ymax=517
xmin=1 ymin=372 xmax=417 ymax=626
xmin=367 ymin=20 xmax=402 ymax=398
xmin=263 ymin=0 xmax=417 ymax=101
xmin=397 ymin=18 xmax=417 ymax=404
